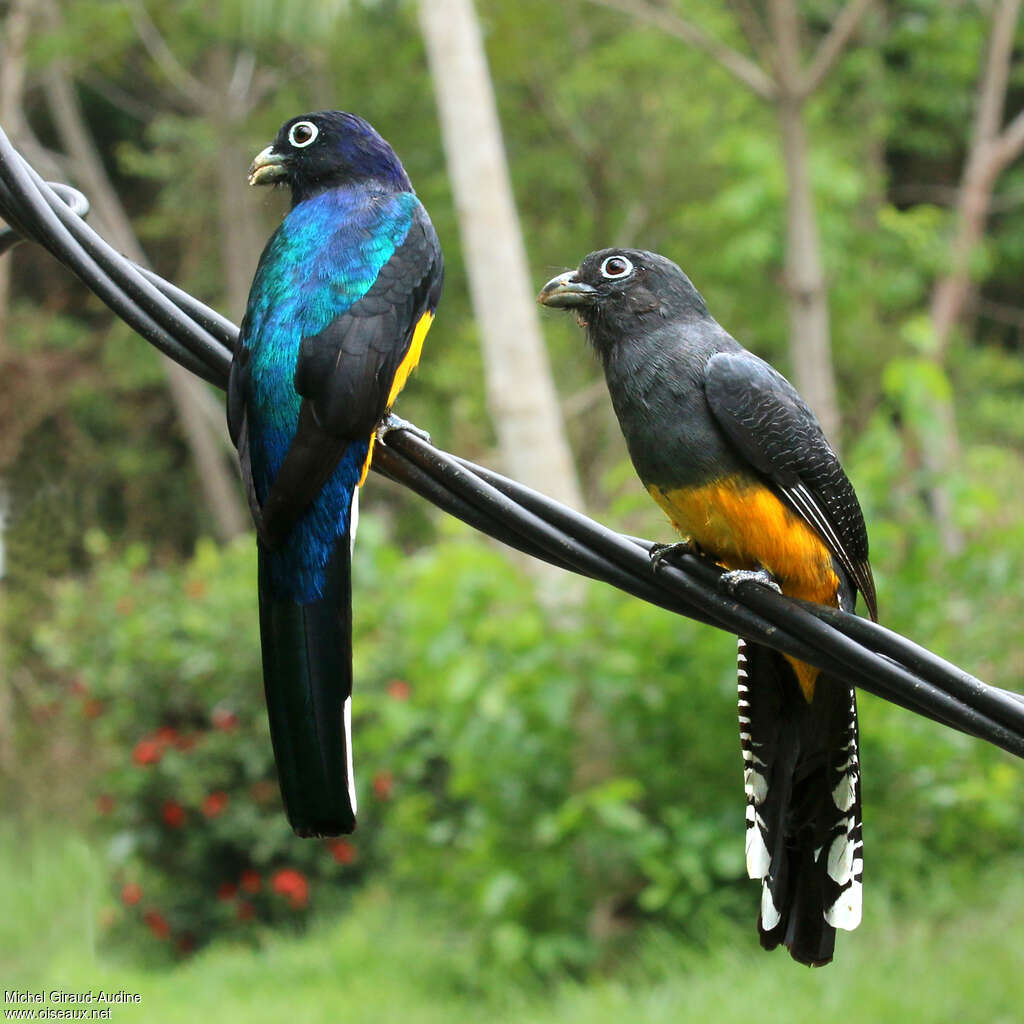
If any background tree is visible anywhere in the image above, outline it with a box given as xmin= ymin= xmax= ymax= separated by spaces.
xmin=418 ymin=0 xmax=584 ymax=513
xmin=2 ymin=0 xmax=1024 ymax=994
xmin=588 ymin=0 xmax=875 ymax=444
xmin=921 ymin=0 xmax=1024 ymax=554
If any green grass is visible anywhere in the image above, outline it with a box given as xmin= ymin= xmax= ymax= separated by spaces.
xmin=2 ymin=829 xmax=1022 ymax=1023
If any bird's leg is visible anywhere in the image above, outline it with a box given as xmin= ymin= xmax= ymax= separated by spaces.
xmin=649 ymin=539 xmax=703 ymax=572
xmin=377 ymin=411 xmax=431 ymax=445
xmin=719 ymin=567 xmax=782 ymax=596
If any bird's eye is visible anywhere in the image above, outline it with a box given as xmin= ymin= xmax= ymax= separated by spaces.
xmin=288 ymin=121 xmax=319 ymax=148
xmin=600 ymin=255 xmax=633 ymax=279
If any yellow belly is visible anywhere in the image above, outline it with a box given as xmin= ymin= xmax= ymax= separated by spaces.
xmin=649 ymin=475 xmax=838 ymax=700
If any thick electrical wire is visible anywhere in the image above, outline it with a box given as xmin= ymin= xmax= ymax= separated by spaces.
xmin=2 ymin=127 xmax=1022 ymax=760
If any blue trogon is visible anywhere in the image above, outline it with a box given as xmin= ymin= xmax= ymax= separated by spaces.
xmin=540 ymin=249 xmax=876 ymax=966
xmin=227 ymin=112 xmax=443 ymax=837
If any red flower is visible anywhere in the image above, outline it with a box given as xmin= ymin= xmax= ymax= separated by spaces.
xmin=201 ymin=791 xmax=229 ymax=818
xmin=372 ymin=771 xmax=394 ymax=800
xmin=155 ymin=726 xmax=179 ymax=745
xmin=216 ymin=882 xmax=237 ymax=902
xmin=95 ymin=794 xmax=115 ymax=815
xmin=132 ymin=738 xmax=163 ymax=766
xmin=237 ymin=900 xmax=255 ymax=921
xmin=121 ymin=882 xmax=142 ymax=906
xmin=211 ymin=707 xmax=239 ymax=732
xmin=387 ymin=679 xmax=411 ymax=701
xmin=328 ymin=839 xmax=357 ymax=865
xmin=271 ymin=868 xmax=309 ymax=909
xmin=240 ymin=870 xmax=261 ymax=894
xmin=161 ymin=801 xmax=185 ymax=828
xmin=143 ymin=908 xmax=170 ymax=940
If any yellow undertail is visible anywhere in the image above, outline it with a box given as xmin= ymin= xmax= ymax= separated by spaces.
xmin=649 ymin=475 xmax=839 ymax=700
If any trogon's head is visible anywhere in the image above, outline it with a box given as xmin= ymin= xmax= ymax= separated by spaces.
xmin=538 ymin=248 xmax=709 ymax=354
xmin=248 ymin=111 xmax=412 ymax=205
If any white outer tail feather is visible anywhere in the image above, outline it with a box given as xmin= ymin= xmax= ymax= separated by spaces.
xmin=736 ymin=638 xmax=864 ymax=937
xmin=345 ymin=487 xmax=359 ymax=814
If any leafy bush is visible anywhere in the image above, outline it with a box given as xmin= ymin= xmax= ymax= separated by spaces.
xmin=32 ymin=533 xmax=366 ymax=957
xmin=28 ymin=475 xmax=1024 ymax=971
xmin=352 ymin=525 xmax=749 ymax=974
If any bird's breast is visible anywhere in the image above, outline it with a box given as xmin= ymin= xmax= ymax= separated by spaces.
xmin=649 ymin=475 xmax=839 ymax=606
xmin=649 ymin=475 xmax=839 ymax=700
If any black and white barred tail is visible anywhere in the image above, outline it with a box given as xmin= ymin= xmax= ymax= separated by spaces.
xmin=737 ymin=637 xmax=863 ymax=966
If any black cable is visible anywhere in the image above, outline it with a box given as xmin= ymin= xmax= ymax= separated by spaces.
xmin=396 ymin=432 xmax=1024 ymax=757
xmin=0 ymin=131 xmax=228 ymax=385
xmin=135 ymin=267 xmax=238 ymax=355
xmin=0 ymin=181 xmax=88 ymax=255
xmin=2 ymin=133 xmax=1022 ymax=760
xmin=805 ymin=604 xmax=1024 ymax=736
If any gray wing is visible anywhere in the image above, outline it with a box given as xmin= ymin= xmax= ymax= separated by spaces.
xmin=704 ymin=350 xmax=877 ymax=619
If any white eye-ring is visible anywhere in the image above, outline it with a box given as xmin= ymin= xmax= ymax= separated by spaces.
xmin=288 ymin=120 xmax=319 ymax=148
xmin=600 ymin=254 xmax=634 ymax=279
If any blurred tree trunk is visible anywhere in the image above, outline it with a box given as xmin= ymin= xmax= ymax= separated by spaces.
xmin=128 ymin=8 xmax=275 ymax=323
xmin=590 ymin=0 xmax=875 ymax=446
xmin=0 ymin=0 xmax=35 ymax=777
xmin=206 ymin=48 xmax=267 ymax=322
xmin=39 ymin=26 xmax=248 ymax=542
xmin=417 ymin=0 xmax=585 ymax=516
xmin=0 ymin=0 xmax=33 ymax=355
xmin=931 ymin=0 xmax=1024 ymax=357
xmin=769 ymin=0 xmax=841 ymax=445
xmin=775 ymin=93 xmax=837 ymax=443
xmin=922 ymin=0 xmax=1024 ymax=556
xmin=419 ymin=0 xmax=616 ymax=942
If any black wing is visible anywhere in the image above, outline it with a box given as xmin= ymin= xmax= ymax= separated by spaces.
xmin=238 ymin=204 xmax=443 ymax=547
xmin=293 ymin=204 xmax=443 ymax=438
xmin=704 ymin=350 xmax=877 ymax=619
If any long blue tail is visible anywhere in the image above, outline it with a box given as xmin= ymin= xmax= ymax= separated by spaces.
xmin=257 ymin=537 xmax=356 ymax=837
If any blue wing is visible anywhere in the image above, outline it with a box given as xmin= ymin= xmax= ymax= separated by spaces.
xmin=229 ymin=187 xmax=442 ymax=601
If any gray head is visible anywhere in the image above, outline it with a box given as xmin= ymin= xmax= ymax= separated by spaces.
xmin=538 ymin=248 xmax=709 ymax=356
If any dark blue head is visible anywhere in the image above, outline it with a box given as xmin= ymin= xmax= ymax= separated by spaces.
xmin=248 ymin=111 xmax=413 ymax=205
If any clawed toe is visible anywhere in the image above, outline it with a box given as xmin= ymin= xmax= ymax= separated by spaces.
xmin=719 ymin=568 xmax=782 ymax=596
xmin=649 ymin=540 xmax=700 ymax=572
xmin=377 ymin=412 xmax=431 ymax=445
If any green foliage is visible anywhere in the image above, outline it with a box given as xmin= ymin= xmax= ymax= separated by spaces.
xmin=349 ymin=518 xmax=755 ymax=975
xmin=26 ymin=486 xmax=1024 ymax=973
xmin=6 ymin=0 xmax=1024 ymax=990
xmin=6 ymin=825 xmax=1024 ymax=1023
xmin=8 ymin=0 xmax=1023 ymax=545
xmin=30 ymin=536 xmax=364 ymax=957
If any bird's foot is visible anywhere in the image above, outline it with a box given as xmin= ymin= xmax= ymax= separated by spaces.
xmin=719 ymin=568 xmax=782 ymax=596
xmin=377 ymin=412 xmax=431 ymax=445
xmin=649 ymin=540 xmax=702 ymax=572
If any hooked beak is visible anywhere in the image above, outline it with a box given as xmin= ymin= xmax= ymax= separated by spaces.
xmin=537 ymin=270 xmax=597 ymax=308
xmin=248 ymin=146 xmax=288 ymax=186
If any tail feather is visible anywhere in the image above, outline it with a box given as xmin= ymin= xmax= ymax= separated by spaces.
xmin=738 ymin=638 xmax=863 ymax=967
xmin=258 ymin=533 xmax=356 ymax=838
